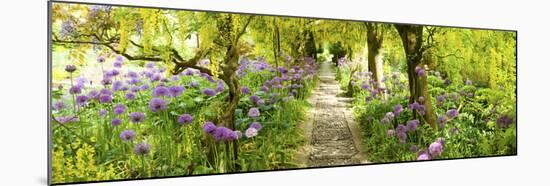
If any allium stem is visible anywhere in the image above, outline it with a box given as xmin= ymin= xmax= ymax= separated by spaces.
xmin=70 ymin=73 xmax=77 ymax=113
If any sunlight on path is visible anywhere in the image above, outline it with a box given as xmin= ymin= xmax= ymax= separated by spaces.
xmin=301 ymin=62 xmax=370 ymax=167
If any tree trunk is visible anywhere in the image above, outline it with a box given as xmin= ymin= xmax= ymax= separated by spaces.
xmin=395 ymin=25 xmax=436 ymax=128
xmin=220 ymin=45 xmax=241 ymax=170
xmin=366 ymin=23 xmax=385 ymax=92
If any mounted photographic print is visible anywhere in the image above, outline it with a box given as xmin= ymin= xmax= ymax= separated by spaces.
xmin=48 ymin=1 xmax=517 ymax=185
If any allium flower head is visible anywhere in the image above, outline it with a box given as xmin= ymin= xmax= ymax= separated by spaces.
xmin=113 ymin=104 xmax=126 ymax=115
xmin=177 ymin=114 xmax=193 ymax=125
xmin=406 ymin=119 xmax=419 ymax=132
xmin=203 ymin=121 xmax=217 ymax=134
xmin=152 ymin=86 xmax=169 ymax=97
xmin=385 ymin=112 xmax=395 ymax=119
xmin=148 ymin=98 xmax=167 ymax=112
xmin=465 ymin=79 xmax=472 ymax=85
xmin=250 ymin=95 xmax=260 ymax=103
xmin=397 ymin=132 xmax=407 ymax=143
xmin=99 ymin=94 xmax=113 ymax=103
xmin=125 ymin=92 xmax=136 ymax=100
xmin=65 ymin=65 xmax=77 ymax=73
xmin=446 ymin=109 xmax=459 ymax=119
xmin=245 ymin=127 xmax=258 ymax=138
xmin=69 ymin=85 xmax=82 ymax=95
xmin=119 ymin=129 xmax=136 ymax=141
xmin=216 ymin=82 xmax=225 ymax=92
xmin=53 ymin=101 xmax=66 ymax=110
xmin=129 ymin=112 xmax=145 ymax=124
xmin=395 ymin=125 xmax=406 ymax=134
xmin=111 ymin=118 xmax=122 ymax=126
xmin=76 ymin=95 xmax=89 ymax=106
xmin=113 ymin=60 xmax=123 ymax=68
xmin=415 ymin=66 xmax=425 ymax=76
xmin=249 ymin=122 xmax=262 ymax=130
xmin=417 ymin=152 xmax=431 ymax=161
xmin=418 ymin=96 xmax=425 ymax=103
xmin=393 ymin=105 xmax=403 ymax=116
xmin=97 ymin=55 xmax=105 ymax=63
xmin=99 ymin=109 xmax=107 ymax=117
xmin=241 ymin=86 xmax=250 ymax=94
xmin=248 ymin=107 xmax=260 ymax=118
xmin=168 ymin=86 xmax=185 ymax=97
xmin=134 ymin=142 xmax=151 ymax=155
xmin=202 ymin=88 xmax=216 ymax=97
xmin=428 ymin=142 xmax=443 ymax=157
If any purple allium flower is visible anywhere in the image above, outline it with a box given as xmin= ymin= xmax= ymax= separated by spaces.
xmin=113 ymin=104 xmax=126 ymax=115
xmin=129 ymin=86 xmax=140 ymax=93
xmin=393 ymin=105 xmax=403 ymax=116
xmin=397 ymin=132 xmax=407 ymax=143
xmin=76 ymin=95 xmax=89 ymax=106
xmin=182 ymin=68 xmax=194 ymax=76
xmin=168 ymin=86 xmax=185 ymax=97
xmin=216 ymin=82 xmax=225 ymax=92
xmin=113 ymin=60 xmax=123 ymax=68
xmin=396 ymin=124 xmax=407 ymax=134
xmin=145 ymin=62 xmax=155 ymax=69
xmin=245 ymin=127 xmax=258 ymax=138
xmin=406 ymin=119 xmax=419 ymax=132
xmin=111 ymin=118 xmax=122 ymax=126
xmin=202 ymin=88 xmax=216 ymax=97
xmin=437 ymin=115 xmax=447 ymax=128
xmin=248 ymin=107 xmax=260 ymax=118
xmin=88 ymin=90 xmax=99 ymax=100
xmin=415 ymin=66 xmax=425 ymax=76
xmin=99 ymin=109 xmax=107 ymax=117
xmin=53 ymin=101 xmax=66 ymax=110
xmin=410 ymin=145 xmax=419 ymax=153
xmin=386 ymin=129 xmax=396 ymax=137
xmin=250 ymin=95 xmax=260 ymax=103
xmin=97 ymin=55 xmax=105 ymax=63
xmin=75 ymin=76 xmax=88 ymax=86
xmin=148 ymin=98 xmax=167 ymax=112
xmin=446 ymin=109 xmax=459 ymax=119
xmin=69 ymin=85 xmax=82 ymax=95
xmin=140 ymin=83 xmax=150 ymax=91
xmin=119 ymin=129 xmax=136 ymax=141
xmin=250 ymin=122 xmax=262 ymax=130
xmin=99 ymin=94 xmax=113 ymax=103
xmin=436 ymin=95 xmax=446 ymax=105
xmin=241 ymin=86 xmax=250 ymax=94
xmin=465 ymin=79 xmax=472 ymax=85
xmin=212 ymin=127 xmax=226 ymax=141
xmin=125 ymin=92 xmax=136 ymax=100
xmin=409 ymin=102 xmax=420 ymax=110
xmin=152 ymin=86 xmax=169 ymax=97
xmin=133 ymin=142 xmax=151 ymax=155
xmin=428 ymin=142 xmax=443 ymax=157
xmin=65 ymin=65 xmax=76 ymax=73
xmin=129 ymin=112 xmax=145 ymax=124
xmin=203 ymin=121 xmax=216 ymax=134
xmin=496 ymin=115 xmax=514 ymax=128
xmin=256 ymin=99 xmax=265 ymax=106
xmin=361 ymin=83 xmax=370 ymax=90
xmin=177 ymin=114 xmax=193 ymax=125
xmin=417 ymin=152 xmax=431 ymax=161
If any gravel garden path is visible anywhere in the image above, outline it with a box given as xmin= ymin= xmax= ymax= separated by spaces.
xmin=297 ymin=62 xmax=370 ymax=167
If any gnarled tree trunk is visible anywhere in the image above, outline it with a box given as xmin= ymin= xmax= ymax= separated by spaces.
xmin=395 ymin=25 xmax=436 ymax=128
xmin=366 ymin=23 xmax=385 ymax=91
